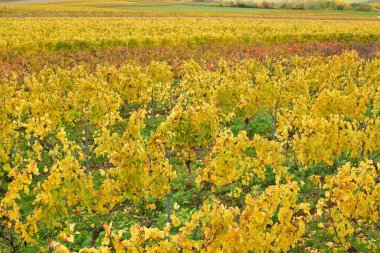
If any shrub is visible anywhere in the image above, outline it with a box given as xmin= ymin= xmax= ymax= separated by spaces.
xmin=350 ymin=3 xmax=373 ymax=12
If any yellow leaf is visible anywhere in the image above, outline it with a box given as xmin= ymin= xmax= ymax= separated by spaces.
xmin=67 ymin=235 xmax=74 ymax=243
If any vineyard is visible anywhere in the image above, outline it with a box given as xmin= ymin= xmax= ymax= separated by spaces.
xmin=0 ymin=1 xmax=380 ymax=252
